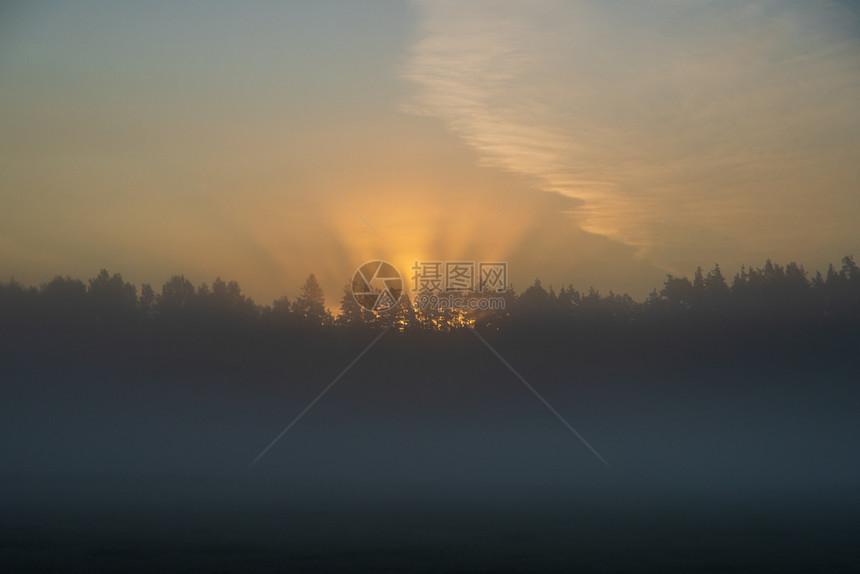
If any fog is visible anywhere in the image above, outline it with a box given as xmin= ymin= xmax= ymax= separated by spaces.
xmin=4 ymin=334 xmax=858 ymax=493
xmin=3 ymin=297 xmax=860 ymax=571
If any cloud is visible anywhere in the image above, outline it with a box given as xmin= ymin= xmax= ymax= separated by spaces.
xmin=404 ymin=0 xmax=860 ymax=272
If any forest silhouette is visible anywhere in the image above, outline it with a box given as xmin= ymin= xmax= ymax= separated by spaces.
xmin=2 ymin=256 xmax=859 ymax=375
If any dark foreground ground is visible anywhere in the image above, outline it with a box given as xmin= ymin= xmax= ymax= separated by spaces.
xmin=2 ymin=331 xmax=859 ymax=572
xmin=2 ymin=476 xmax=860 ymax=573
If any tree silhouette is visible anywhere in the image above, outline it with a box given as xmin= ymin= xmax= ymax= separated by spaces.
xmin=704 ymin=264 xmax=728 ymax=298
xmin=41 ymin=276 xmax=87 ymax=316
xmin=204 ymin=277 xmax=257 ymax=319
xmin=139 ymin=283 xmax=156 ymax=318
xmin=88 ymin=269 xmax=137 ymax=321
xmin=2 ymin=255 xmax=859 ymax=372
xmin=158 ymin=275 xmax=197 ymax=325
xmin=337 ymin=283 xmax=371 ymax=328
xmin=292 ymin=274 xmax=332 ymax=327
xmin=659 ymin=275 xmax=694 ymax=312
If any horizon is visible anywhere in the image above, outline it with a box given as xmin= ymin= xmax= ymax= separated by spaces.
xmin=4 ymin=253 xmax=855 ymax=315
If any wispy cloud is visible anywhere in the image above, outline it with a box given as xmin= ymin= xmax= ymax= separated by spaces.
xmin=404 ymin=0 xmax=860 ymax=270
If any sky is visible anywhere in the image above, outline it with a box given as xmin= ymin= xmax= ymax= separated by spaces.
xmin=2 ymin=0 xmax=859 ymax=307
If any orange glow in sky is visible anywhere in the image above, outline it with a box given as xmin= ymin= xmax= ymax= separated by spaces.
xmin=2 ymin=1 xmax=859 ymax=307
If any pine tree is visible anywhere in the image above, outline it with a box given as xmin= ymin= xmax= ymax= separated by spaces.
xmin=293 ymin=274 xmax=331 ymax=326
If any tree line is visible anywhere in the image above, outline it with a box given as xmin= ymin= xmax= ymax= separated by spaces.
xmin=2 ymin=256 xmax=858 ymax=375
xmin=1 ymin=256 xmax=859 ymax=334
